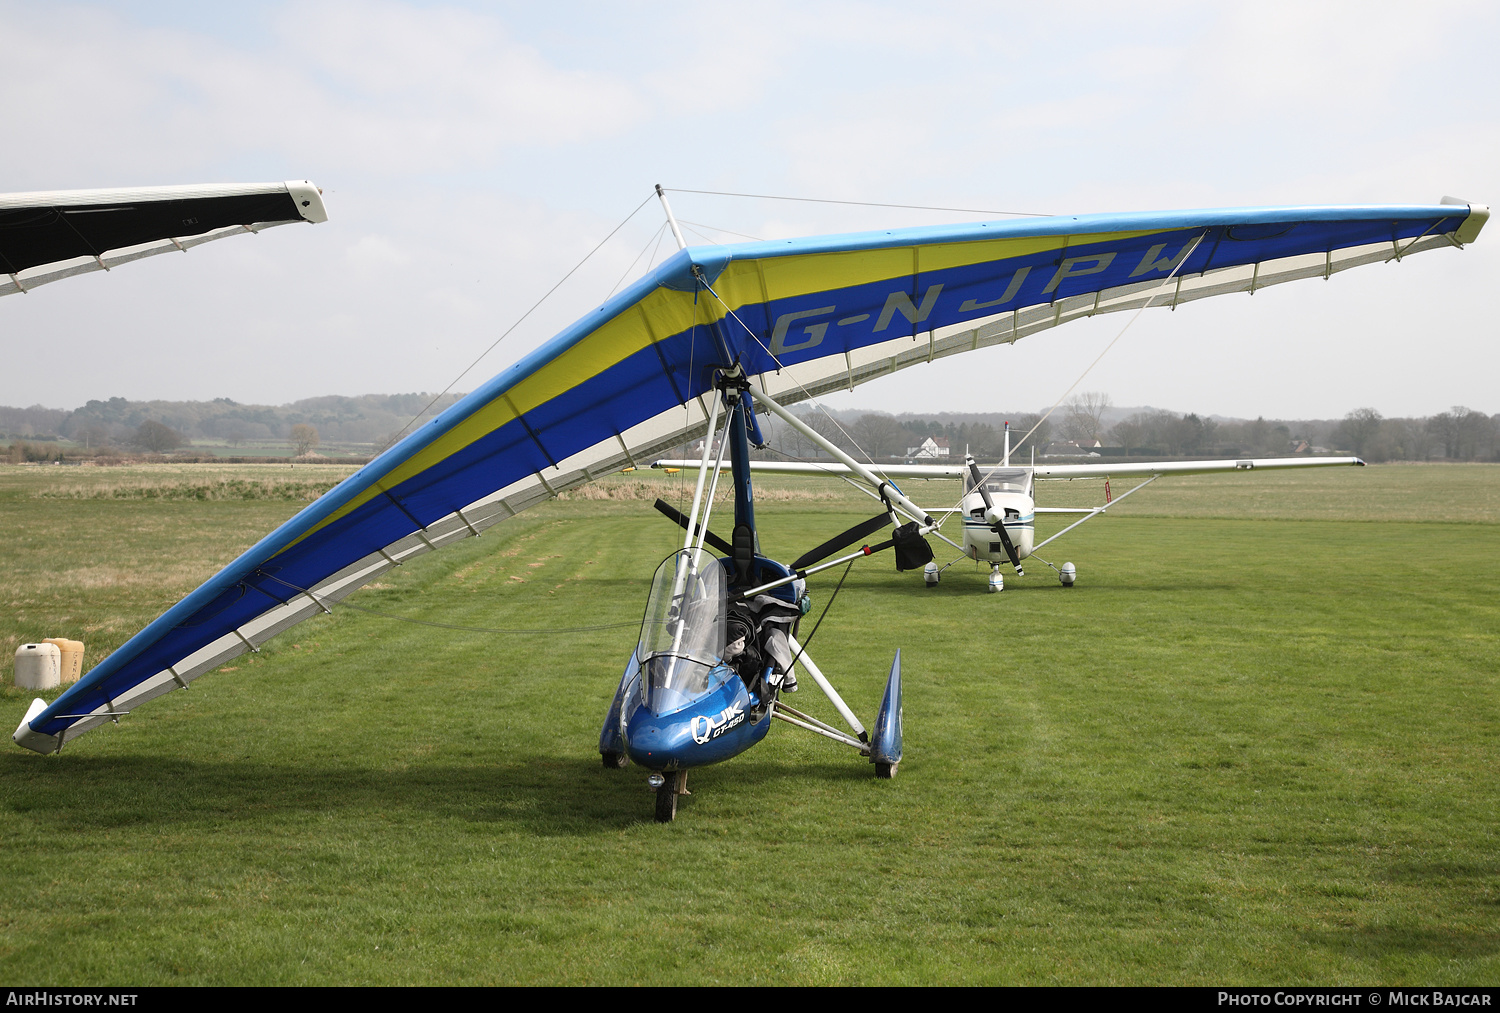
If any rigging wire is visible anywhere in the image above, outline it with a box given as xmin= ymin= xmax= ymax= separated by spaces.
xmin=678 ymin=222 xmax=723 ymax=246
xmin=389 ymin=191 xmax=657 ymax=445
xmin=645 ymin=217 xmax=671 ymax=273
xmin=665 ymin=187 xmax=1047 ymax=218
xmin=607 ymin=220 xmax=669 ymax=299
xmin=676 ymin=218 xmax=763 ymax=242
xmin=785 ymin=558 xmax=855 ymax=676
xmin=325 ymin=599 xmax=639 ymax=635
xmin=958 ymin=231 xmax=1210 ymax=523
xmin=696 ymin=280 xmax=898 ymax=497
xmin=258 ymin=573 xmax=639 ymax=635
xmin=1002 ymin=231 xmax=1209 ymax=463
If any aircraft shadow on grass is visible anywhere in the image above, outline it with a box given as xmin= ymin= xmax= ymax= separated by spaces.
xmin=0 ymin=752 xmax=869 ymax=834
xmin=1299 ymin=922 xmax=1499 ymax=961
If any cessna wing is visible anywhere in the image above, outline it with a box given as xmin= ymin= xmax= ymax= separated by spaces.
xmin=13 ymin=199 xmax=1484 ymax=753
xmin=1034 ymin=457 xmax=1363 ymax=478
xmin=651 ymin=456 xmax=1367 ymax=480
xmin=1 ymin=180 xmax=327 ymax=297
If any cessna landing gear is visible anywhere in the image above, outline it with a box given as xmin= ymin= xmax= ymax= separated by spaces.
xmin=987 ymin=566 xmax=1004 ymax=593
xmin=923 ymin=561 xmax=940 ymax=587
xmin=601 ymin=750 xmax=628 ymax=769
xmin=1060 ymin=562 xmax=1076 ymax=587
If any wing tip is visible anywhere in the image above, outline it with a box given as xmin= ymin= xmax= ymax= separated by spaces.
xmin=1443 ymin=196 xmax=1489 ymax=243
xmin=12 ymin=698 xmax=59 ymax=755
xmin=284 ymin=180 xmax=329 ymax=224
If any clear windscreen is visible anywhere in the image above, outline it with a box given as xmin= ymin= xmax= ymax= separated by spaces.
xmin=966 ymin=467 xmax=1031 ymax=496
xmin=637 ymin=548 xmax=729 ymax=713
xmin=638 ymin=548 xmax=726 ymax=666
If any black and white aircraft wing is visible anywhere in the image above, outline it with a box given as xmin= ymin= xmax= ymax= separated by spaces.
xmin=1 ymin=180 xmax=327 ymax=297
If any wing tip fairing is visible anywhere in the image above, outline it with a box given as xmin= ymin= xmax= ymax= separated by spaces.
xmin=13 ymin=698 xmax=55 ymax=755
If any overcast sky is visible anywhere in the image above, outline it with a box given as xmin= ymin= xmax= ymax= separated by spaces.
xmin=3 ymin=0 xmax=1496 ymax=420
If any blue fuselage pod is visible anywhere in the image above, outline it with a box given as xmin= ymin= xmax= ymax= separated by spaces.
xmin=621 ymin=664 xmax=770 ymax=771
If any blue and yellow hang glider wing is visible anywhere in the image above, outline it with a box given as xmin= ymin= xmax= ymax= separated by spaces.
xmin=14 ymin=198 xmax=1488 ymax=752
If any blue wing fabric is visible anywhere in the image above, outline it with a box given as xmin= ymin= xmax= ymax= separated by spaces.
xmin=14 ymin=201 xmax=1486 ymax=752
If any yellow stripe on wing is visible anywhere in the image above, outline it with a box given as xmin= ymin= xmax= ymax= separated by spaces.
xmin=280 ymin=227 xmax=1170 ymax=552
xmin=276 ymin=285 xmax=701 ymax=552
xmin=707 ymin=229 xmax=1165 ymax=316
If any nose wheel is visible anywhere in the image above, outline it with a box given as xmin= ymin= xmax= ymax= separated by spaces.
xmin=653 ymin=769 xmax=688 ymax=823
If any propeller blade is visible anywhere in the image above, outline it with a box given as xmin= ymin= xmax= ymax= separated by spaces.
xmin=990 ymin=511 xmax=1023 ymax=570
xmin=652 ymin=499 xmax=734 ymax=555
xmin=968 ymin=458 xmax=995 ymax=514
xmin=791 ymin=512 xmax=894 ymax=571
xmin=970 ymin=458 xmax=1021 ymax=570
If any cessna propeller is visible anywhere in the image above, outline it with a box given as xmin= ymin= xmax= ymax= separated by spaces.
xmin=967 ymin=455 xmax=1024 ymax=584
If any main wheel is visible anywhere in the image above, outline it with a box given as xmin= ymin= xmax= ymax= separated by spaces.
xmin=601 ymin=750 xmax=628 ymax=769
xmin=654 ymin=770 xmax=679 ymax=822
xmin=875 ymin=761 xmax=897 ymax=779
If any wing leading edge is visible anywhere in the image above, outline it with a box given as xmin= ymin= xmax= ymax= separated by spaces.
xmin=12 ymin=201 xmax=1482 ymax=753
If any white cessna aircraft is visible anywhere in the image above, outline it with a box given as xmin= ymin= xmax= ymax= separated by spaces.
xmin=652 ymin=424 xmax=1363 ymax=593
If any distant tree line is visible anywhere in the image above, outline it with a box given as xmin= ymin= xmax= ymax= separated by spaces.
xmin=747 ymin=398 xmax=1499 ymax=463
xmin=1325 ymin=406 xmax=1497 ymax=462
xmin=0 ymin=393 xmax=467 ymax=456
xmin=5 ymin=393 xmax=1497 ymax=464
xmin=759 ymin=410 xmax=1059 ymax=461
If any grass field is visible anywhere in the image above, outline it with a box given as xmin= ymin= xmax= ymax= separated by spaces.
xmin=1 ymin=462 xmax=1497 ymax=985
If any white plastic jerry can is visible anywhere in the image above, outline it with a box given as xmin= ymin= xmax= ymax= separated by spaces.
xmin=44 ymin=638 xmax=84 ymax=683
xmin=15 ymin=643 xmax=61 ymax=691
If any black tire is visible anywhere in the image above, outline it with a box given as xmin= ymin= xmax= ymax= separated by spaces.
xmin=654 ymin=770 xmax=679 ymax=822
xmin=601 ymin=751 xmax=628 ymax=769
xmin=875 ymin=761 xmax=897 ymax=779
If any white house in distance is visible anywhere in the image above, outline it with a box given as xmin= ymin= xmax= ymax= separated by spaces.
xmin=906 ymin=436 xmax=951 ymax=459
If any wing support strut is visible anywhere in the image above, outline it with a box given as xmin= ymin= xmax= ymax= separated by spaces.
xmin=1030 ymin=475 xmax=1157 ymax=554
xmin=751 ymin=387 xmax=932 ymax=527
xmin=784 ymin=636 xmax=867 ymax=741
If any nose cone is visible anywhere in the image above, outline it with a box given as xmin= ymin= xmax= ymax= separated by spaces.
xmin=624 ymin=704 xmax=698 ymax=769
xmin=622 ymin=674 xmax=766 ymax=771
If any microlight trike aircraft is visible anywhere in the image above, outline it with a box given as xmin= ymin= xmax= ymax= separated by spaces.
xmin=652 ymin=421 xmax=1367 ymax=593
xmin=12 ymin=188 xmax=1487 ymax=824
